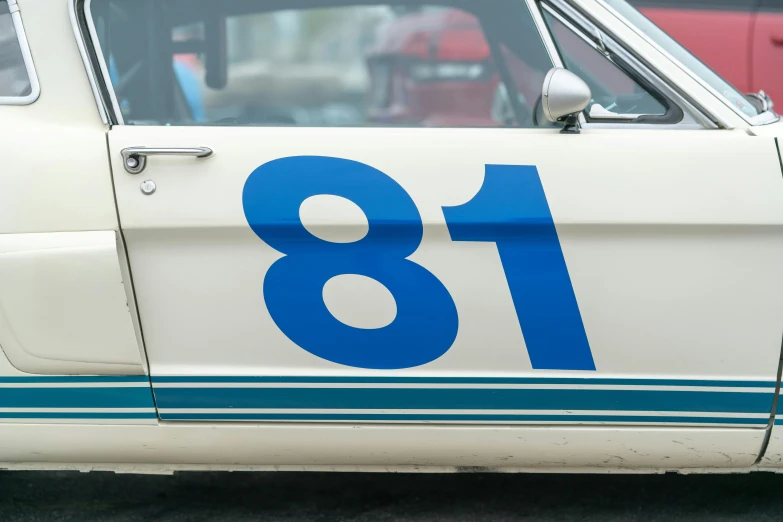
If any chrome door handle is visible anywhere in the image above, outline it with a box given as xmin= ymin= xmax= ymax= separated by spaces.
xmin=121 ymin=146 xmax=213 ymax=174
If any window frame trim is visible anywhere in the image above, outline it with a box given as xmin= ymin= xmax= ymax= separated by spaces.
xmin=540 ymin=1 xmax=714 ymax=130
xmin=69 ymin=0 xmax=110 ymax=124
xmin=594 ymin=0 xmax=779 ymax=127
xmin=83 ymin=0 xmax=124 ymax=124
xmin=542 ymin=0 xmax=729 ymax=129
xmin=522 ymin=0 xmax=565 ymax=69
xmin=0 ymin=0 xmax=40 ymax=106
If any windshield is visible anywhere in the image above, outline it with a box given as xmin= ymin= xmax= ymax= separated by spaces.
xmin=603 ymin=0 xmax=762 ymax=120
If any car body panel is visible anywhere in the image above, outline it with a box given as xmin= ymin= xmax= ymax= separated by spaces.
xmin=0 ymin=231 xmax=143 ymax=375
xmin=0 ymin=421 xmax=766 ymax=472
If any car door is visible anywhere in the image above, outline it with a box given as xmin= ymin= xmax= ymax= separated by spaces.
xmin=87 ymin=0 xmax=783 ymax=429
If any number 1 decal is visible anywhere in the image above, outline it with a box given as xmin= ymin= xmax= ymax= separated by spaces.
xmin=443 ymin=165 xmax=595 ymax=371
xmin=243 ymin=156 xmax=595 ymax=371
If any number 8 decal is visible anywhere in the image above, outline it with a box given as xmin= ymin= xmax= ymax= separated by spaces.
xmin=243 ymin=155 xmax=595 ymax=371
xmin=243 ymin=156 xmax=459 ymax=370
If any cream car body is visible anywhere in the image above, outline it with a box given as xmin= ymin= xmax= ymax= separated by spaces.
xmin=1 ymin=0 xmax=783 ymax=473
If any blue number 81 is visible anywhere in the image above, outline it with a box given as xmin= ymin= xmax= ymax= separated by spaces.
xmin=243 ymin=156 xmax=595 ymax=371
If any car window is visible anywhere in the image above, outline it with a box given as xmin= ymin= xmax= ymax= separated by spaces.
xmin=0 ymin=0 xmax=33 ymax=100
xmin=88 ymin=0 xmax=556 ymax=128
xmin=543 ymin=9 xmax=669 ymax=123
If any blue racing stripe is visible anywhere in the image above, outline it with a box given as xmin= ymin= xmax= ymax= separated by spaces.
xmin=150 ymin=376 xmax=776 ymax=387
xmin=0 ymin=412 xmax=157 ymax=419
xmin=160 ymin=413 xmax=768 ymax=424
xmin=0 ymin=387 xmax=155 ymax=408
xmin=152 ymin=387 xmax=773 ymax=413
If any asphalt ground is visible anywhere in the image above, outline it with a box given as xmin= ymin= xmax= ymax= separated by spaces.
xmin=2 ymin=470 xmax=783 ymax=521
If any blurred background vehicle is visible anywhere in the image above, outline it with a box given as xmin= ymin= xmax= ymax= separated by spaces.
xmin=364 ymin=7 xmax=504 ymax=127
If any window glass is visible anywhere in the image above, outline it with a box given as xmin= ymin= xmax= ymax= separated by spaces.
xmin=604 ymin=0 xmax=761 ymax=119
xmin=543 ymin=10 xmax=667 ymax=122
xmin=89 ymin=0 xmax=556 ymax=127
xmin=0 ymin=1 xmax=32 ymax=98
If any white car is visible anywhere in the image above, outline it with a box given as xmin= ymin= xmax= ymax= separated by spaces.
xmin=2 ymin=0 xmax=783 ymax=474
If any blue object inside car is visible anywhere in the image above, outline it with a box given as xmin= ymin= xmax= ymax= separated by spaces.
xmin=109 ymin=55 xmax=205 ymax=122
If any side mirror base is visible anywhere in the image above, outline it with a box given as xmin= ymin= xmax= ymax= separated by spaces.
xmin=560 ymin=114 xmax=581 ymax=134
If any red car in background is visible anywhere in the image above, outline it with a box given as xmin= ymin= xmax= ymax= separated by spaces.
xmin=366 ymin=2 xmax=781 ymax=127
xmin=365 ymin=8 xmax=503 ymax=126
xmin=366 ymin=8 xmax=549 ymax=126
xmin=630 ymin=0 xmax=783 ymax=106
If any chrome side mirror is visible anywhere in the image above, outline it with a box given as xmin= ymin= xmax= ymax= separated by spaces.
xmin=746 ymin=90 xmax=773 ymax=112
xmin=542 ymin=68 xmax=592 ymax=134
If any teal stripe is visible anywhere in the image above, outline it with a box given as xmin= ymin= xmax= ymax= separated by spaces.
xmin=0 ymin=376 xmax=149 ymax=383
xmin=7 ymin=375 xmax=771 ymax=387
xmin=0 ymin=412 xmax=157 ymax=419
xmin=161 ymin=413 xmax=767 ymax=424
xmin=0 ymin=387 xmax=155 ymax=408
xmin=151 ymin=376 xmax=775 ymax=387
xmin=152 ymin=388 xmax=774 ymax=413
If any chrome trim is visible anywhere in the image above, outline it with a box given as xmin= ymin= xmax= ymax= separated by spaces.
xmin=584 ymin=122 xmax=704 ymax=130
xmin=69 ymin=0 xmax=109 ymax=124
xmin=139 ymin=179 xmax=157 ymax=195
xmin=84 ymin=0 xmax=124 ymax=124
xmin=747 ymin=90 xmax=772 ymax=113
xmin=121 ymin=146 xmax=214 ymax=174
xmin=542 ymin=1 xmax=714 ymax=130
xmin=0 ymin=0 xmax=40 ymax=105
xmin=593 ymin=0 xmax=778 ymax=127
xmin=523 ymin=0 xmax=564 ymax=68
